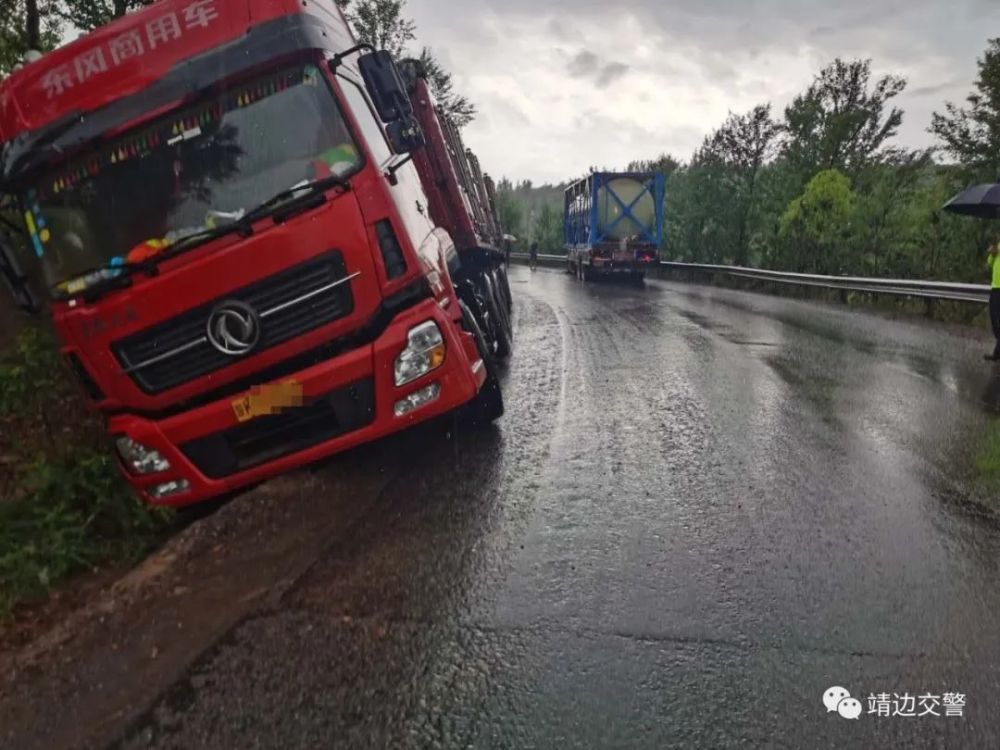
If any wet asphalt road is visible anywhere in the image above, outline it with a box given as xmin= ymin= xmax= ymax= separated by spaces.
xmin=117 ymin=266 xmax=1000 ymax=748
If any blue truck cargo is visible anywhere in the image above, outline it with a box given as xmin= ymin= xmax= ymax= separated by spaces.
xmin=564 ymin=171 xmax=665 ymax=281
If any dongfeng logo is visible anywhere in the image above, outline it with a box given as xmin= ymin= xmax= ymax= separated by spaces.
xmin=206 ymin=301 xmax=261 ymax=356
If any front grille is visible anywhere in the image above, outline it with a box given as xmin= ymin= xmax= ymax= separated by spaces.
xmin=180 ymin=379 xmax=375 ymax=479
xmin=113 ymin=252 xmax=355 ymax=394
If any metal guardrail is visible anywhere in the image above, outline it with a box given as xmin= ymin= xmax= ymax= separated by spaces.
xmin=509 ymin=252 xmax=564 ymax=266
xmin=509 ymin=253 xmax=991 ymax=304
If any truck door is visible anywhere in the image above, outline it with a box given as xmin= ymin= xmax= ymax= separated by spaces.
xmin=334 ymin=70 xmax=439 ymax=282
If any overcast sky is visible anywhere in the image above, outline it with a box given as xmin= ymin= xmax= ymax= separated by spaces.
xmin=405 ymin=0 xmax=1000 ymax=185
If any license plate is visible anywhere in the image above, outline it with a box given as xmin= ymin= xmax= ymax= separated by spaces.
xmin=231 ymin=381 xmax=304 ymax=423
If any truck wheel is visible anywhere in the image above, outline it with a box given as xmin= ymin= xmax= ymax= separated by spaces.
xmin=457 ymin=282 xmax=499 ymax=357
xmin=480 ymin=273 xmax=512 ymax=359
xmin=488 ymin=267 xmax=512 ymax=323
xmin=495 ymin=265 xmax=513 ymax=313
xmin=459 ymin=301 xmax=504 ymax=425
xmin=490 ymin=267 xmax=514 ymax=341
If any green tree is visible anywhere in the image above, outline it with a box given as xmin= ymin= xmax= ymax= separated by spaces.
xmin=347 ymin=0 xmax=416 ymax=57
xmin=778 ymin=169 xmax=857 ymax=273
xmin=930 ymin=38 xmax=1000 ymax=180
xmin=626 ymin=153 xmax=680 ymax=177
xmin=533 ymin=201 xmax=562 ymax=253
xmin=57 ymin=0 xmax=154 ymax=32
xmin=0 ymin=0 xmax=60 ymax=76
xmin=848 ymin=150 xmax=933 ymax=276
xmin=703 ymin=104 xmax=782 ymax=264
xmin=783 ymin=58 xmax=906 ymax=179
xmin=495 ymin=178 xmax=523 ymax=240
xmin=418 ymin=47 xmax=476 ymax=127
xmin=662 ymin=52 xmax=997 ymax=286
xmin=663 ymin=153 xmax=735 ymax=264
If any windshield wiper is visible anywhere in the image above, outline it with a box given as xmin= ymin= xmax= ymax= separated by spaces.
xmin=52 ymin=256 xmax=157 ymax=303
xmin=240 ymin=173 xmax=352 ymax=226
xmin=51 ymin=225 xmax=240 ymax=303
xmin=161 ymin=221 xmax=255 ymax=259
xmin=134 ymin=174 xmax=352 ymax=268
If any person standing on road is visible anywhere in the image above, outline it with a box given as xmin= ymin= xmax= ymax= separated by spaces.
xmin=987 ymin=241 xmax=1000 ymax=361
xmin=529 ymin=241 xmax=539 ymax=271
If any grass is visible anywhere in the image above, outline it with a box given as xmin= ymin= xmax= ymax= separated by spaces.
xmin=974 ymin=423 xmax=1000 ymax=479
xmin=0 ymin=326 xmax=172 ymax=618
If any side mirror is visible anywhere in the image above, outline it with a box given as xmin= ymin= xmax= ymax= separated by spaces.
xmin=386 ymin=115 xmax=425 ymax=154
xmin=358 ymin=51 xmax=413 ymax=124
xmin=0 ymin=233 xmax=39 ymax=313
xmin=357 ymin=51 xmax=425 ymax=156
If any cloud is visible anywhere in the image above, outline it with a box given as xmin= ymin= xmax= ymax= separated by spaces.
xmin=403 ymin=0 xmax=1000 ymax=183
xmin=596 ymin=62 xmax=630 ymax=88
xmin=909 ymin=80 xmax=965 ymax=98
xmin=567 ymin=51 xmax=631 ymax=89
xmin=567 ymin=50 xmax=600 ymax=78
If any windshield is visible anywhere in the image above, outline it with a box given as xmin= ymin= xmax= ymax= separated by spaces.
xmin=22 ymin=63 xmax=362 ymax=296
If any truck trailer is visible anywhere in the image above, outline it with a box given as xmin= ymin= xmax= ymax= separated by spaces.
xmin=564 ymin=171 xmax=665 ymax=281
xmin=0 ymin=0 xmax=512 ymax=507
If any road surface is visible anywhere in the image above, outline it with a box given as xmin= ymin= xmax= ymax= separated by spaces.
xmin=6 ymin=266 xmax=1000 ymax=748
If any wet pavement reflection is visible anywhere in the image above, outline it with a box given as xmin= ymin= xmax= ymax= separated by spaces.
xmin=122 ymin=267 xmax=1000 ymax=748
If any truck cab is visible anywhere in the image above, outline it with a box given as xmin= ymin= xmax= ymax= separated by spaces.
xmin=0 ymin=0 xmax=509 ymax=507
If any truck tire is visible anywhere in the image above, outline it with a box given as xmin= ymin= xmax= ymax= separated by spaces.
xmin=489 ymin=268 xmax=514 ymax=342
xmin=492 ymin=278 xmax=514 ymax=348
xmin=459 ymin=300 xmax=504 ymax=425
xmin=457 ymin=281 xmax=498 ymax=357
xmin=494 ymin=264 xmax=513 ymax=313
xmin=479 ymin=273 xmax=512 ymax=359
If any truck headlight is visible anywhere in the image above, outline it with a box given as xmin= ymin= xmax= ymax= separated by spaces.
xmin=115 ymin=436 xmax=171 ymax=475
xmin=394 ymin=321 xmax=445 ymax=386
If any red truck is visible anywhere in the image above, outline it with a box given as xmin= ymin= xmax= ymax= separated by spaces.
xmin=0 ymin=0 xmax=513 ymax=507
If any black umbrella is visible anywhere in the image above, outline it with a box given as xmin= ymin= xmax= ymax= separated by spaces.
xmin=943 ymin=182 xmax=1000 ymax=218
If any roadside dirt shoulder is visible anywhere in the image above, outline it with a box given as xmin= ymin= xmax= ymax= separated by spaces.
xmin=0 ymin=452 xmax=402 ymax=750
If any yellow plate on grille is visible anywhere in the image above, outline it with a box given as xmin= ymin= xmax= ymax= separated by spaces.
xmin=232 ymin=381 xmax=304 ymax=423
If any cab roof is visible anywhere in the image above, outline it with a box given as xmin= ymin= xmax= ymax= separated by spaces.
xmin=0 ymin=0 xmax=351 ymax=144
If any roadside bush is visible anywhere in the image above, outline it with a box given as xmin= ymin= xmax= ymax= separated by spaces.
xmin=0 ymin=326 xmax=171 ymax=617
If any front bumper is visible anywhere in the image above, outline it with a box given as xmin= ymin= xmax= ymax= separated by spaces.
xmin=108 ymin=298 xmax=485 ymax=507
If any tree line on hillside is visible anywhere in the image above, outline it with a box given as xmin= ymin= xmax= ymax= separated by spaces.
xmin=499 ymin=40 xmax=1000 ymax=283
xmin=0 ymin=0 xmax=475 ymax=125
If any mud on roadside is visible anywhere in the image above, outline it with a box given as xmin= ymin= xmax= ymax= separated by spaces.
xmin=0 ymin=447 xmax=412 ymax=750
